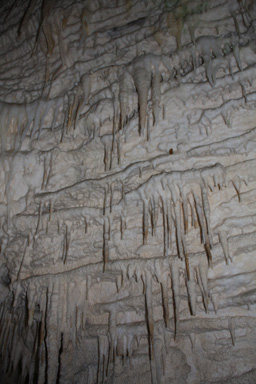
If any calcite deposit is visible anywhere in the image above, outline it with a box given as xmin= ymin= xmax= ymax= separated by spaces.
xmin=0 ymin=0 xmax=256 ymax=383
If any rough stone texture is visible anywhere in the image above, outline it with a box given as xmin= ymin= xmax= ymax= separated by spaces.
xmin=0 ymin=0 xmax=256 ymax=383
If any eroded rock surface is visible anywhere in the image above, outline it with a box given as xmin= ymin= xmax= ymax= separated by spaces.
xmin=0 ymin=0 xmax=256 ymax=383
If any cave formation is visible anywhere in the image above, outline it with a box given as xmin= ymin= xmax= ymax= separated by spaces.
xmin=1 ymin=0 xmax=256 ymax=383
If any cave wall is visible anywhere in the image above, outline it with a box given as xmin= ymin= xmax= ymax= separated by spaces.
xmin=1 ymin=0 xmax=256 ymax=383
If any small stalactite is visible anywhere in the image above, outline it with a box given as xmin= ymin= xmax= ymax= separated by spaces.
xmin=154 ymin=335 xmax=165 ymax=384
xmin=232 ymin=178 xmax=241 ymax=202
xmin=37 ymin=291 xmax=47 ymax=384
xmin=98 ymin=335 xmax=109 ymax=384
xmin=18 ymin=0 xmax=37 ymax=36
xmin=155 ymin=261 xmax=169 ymax=327
xmin=228 ymin=318 xmax=236 ymax=346
xmin=48 ymin=199 xmax=53 ymax=222
xmin=187 ymin=270 xmax=197 ymax=316
xmin=151 ymin=65 xmax=161 ymax=126
xmin=153 ymin=195 xmax=159 ymax=236
xmin=143 ymin=270 xmax=157 ymax=384
xmin=161 ymin=275 xmax=169 ymax=328
xmin=171 ymin=261 xmax=180 ymax=339
xmin=27 ymin=285 xmax=36 ymax=328
xmin=108 ymin=307 xmax=117 ymax=375
xmin=66 ymin=93 xmax=75 ymax=133
xmin=197 ymin=259 xmax=209 ymax=312
xmin=119 ymin=71 xmax=130 ymax=134
xmin=117 ymin=136 xmax=121 ymax=165
xmin=218 ymin=230 xmax=232 ymax=264
xmin=146 ymin=110 xmax=151 ymax=141
xmin=103 ymin=217 xmax=110 ymax=272
xmin=166 ymin=198 xmax=173 ymax=249
xmin=46 ymin=282 xmax=61 ymax=384
xmin=201 ymin=185 xmax=212 ymax=246
xmin=184 ymin=251 xmax=190 ymax=282
xmin=193 ymin=193 xmax=212 ymax=267
xmin=120 ymin=214 xmax=126 ymax=240
xmin=211 ymin=293 xmax=220 ymax=315
xmin=189 ymin=332 xmax=196 ymax=350
xmin=103 ymin=184 xmax=109 ymax=216
xmin=17 ymin=236 xmax=29 ymax=281
xmin=104 ymin=143 xmax=109 ymax=172
xmin=159 ymin=196 xmax=168 ymax=257
xmin=35 ymin=201 xmax=43 ymax=235
xmin=180 ymin=188 xmax=188 ymax=234
xmin=109 ymin=183 xmax=114 ymax=214
xmin=41 ymin=158 xmax=48 ymax=190
xmin=63 ymin=224 xmax=70 ymax=265
xmin=143 ymin=198 xmax=149 ymax=245
xmin=166 ymin=5 xmax=186 ymax=50
xmin=173 ymin=202 xmax=183 ymax=260
xmin=84 ymin=216 xmax=88 ymax=234
xmin=132 ymin=60 xmax=151 ymax=136
xmin=80 ymin=7 xmax=91 ymax=53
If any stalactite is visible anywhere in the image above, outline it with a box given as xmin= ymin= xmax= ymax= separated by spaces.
xmin=228 ymin=318 xmax=236 ymax=346
xmin=167 ymin=6 xmax=185 ymax=50
xmin=109 ymin=184 xmax=113 ymax=214
xmin=151 ymin=65 xmax=161 ymax=126
xmin=143 ymin=198 xmax=149 ymax=245
xmin=51 ymin=98 xmax=63 ymax=131
xmin=201 ymin=185 xmax=212 ymax=246
xmin=179 ymin=188 xmax=188 ymax=234
xmin=17 ymin=237 xmax=29 ymax=281
xmin=153 ymin=195 xmax=159 ymax=236
xmin=154 ymin=335 xmax=165 ymax=383
xmin=187 ymin=272 xmax=197 ymax=316
xmin=46 ymin=282 xmax=62 ymax=384
xmin=166 ymin=198 xmax=173 ymax=249
xmin=193 ymin=193 xmax=212 ymax=266
xmin=143 ymin=270 xmax=157 ymax=384
xmin=84 ymin=216 xmax=88 ymax=234
xmin=198 ymin=258 xmax=209 ymax=312
xmin=119 ymin=71 xmax=130 ymax=133
xmin=232 ymin=178 xmax=241 ymax=202
xmin=98 ymin=335 xmax=109 ymax=384
xmin=211 ymin=293 xmax=220 ymax=314
xmin=161 ymin=275 xmax=169 ymax=327
xmin=117 ymin=136 xmax=121 ymax=165
xmin=184 ymin=251 xmax=190 ymax=282
xmin=35 ymin=201 xmax=43 ymax=235
xmin=80 ymin=7 xmax=91 ymax=53
xmin=173 ymin=202 xmax=183 ymax=260
xmin=67 ymin=93 xmax=75 ymax=132
xmin=218 ymin=230 xmax=232 ymax=264
xmin=27 ymin=285 xmax=36 ymax=327
xmin=103 ymin=184 xmax=108 ymax=216
xmin=33 ymin=0 xmax=54 ymax=54
xmin=131 ymin=58 xmax=151 ymax=136
xmin=108 ymin=307 xmax=117 ymax=370
xmin=48 ymin=200 xmax=54 ymax=223
xmin=189 ymin=332 xmax=196 ymax=350
xmin=171 ymin=260 xmax=180 ymax=338
xmin=104 ymin=144 xmax=108 ymax=172
xmin=120 ymin=214 xmax=126 ymax=240
xmin=41 ymin=158 xmax=48 ymax=190
xmin=63 ymin=224 xmax=70 ymax=265
xmin=159 ymin=196 xmax=168 ymax=257
xmin=18 ymin=0 xmax=37 ymax=36
xmin=43 ymin=20 xmax=55 ymax=57
xmin=103 ymin=217 xmax=110 ymax=272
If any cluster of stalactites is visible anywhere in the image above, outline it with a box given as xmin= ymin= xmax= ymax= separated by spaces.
xmin=0 ymin=73 xmax=91 ymax=154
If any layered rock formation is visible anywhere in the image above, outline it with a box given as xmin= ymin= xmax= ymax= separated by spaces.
xmin=0 ymin=0 xmax=256 ymax=383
